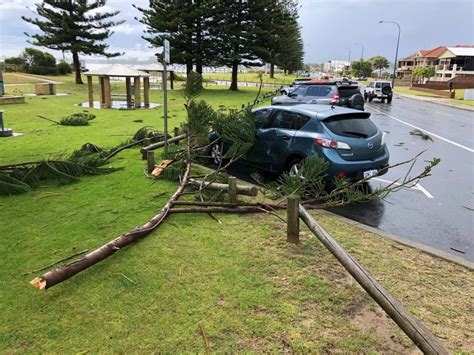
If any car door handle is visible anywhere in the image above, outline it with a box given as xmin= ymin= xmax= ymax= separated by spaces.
xmin=280 ymin=135 xmax=291 ymax=140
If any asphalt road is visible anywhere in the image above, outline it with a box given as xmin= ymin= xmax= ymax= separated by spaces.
xmin=330 ymin=95 xmax=474 ymax=262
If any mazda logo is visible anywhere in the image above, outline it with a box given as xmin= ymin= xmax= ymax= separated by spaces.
xmin=367 ymin=142 xmax=374 ymax=149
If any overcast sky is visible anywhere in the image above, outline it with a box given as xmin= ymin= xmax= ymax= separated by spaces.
xmin=0 ymin=0 xmax=472 ymax=64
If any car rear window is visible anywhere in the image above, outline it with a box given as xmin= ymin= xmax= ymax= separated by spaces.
xmin=322 ymin=114 xmax=378 ymax=138
xmin=337 ymin=86 xmax=361 ymax=98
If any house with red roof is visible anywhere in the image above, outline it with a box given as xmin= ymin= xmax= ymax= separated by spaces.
xmin=396 ymin=45 xmax=474 ymax=81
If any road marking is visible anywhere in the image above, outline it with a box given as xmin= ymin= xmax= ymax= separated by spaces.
xmin=368 ymin=106 xmax=474 ymax=153
xmin=371 ymin=177 xmax=434 ymax=199
xmin=414 ymin=183 xmax=434 ymax=199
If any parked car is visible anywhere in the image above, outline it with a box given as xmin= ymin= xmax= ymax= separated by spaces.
xmin=280 ymin=78 xmax=312 ymax=95
xmin=272 ymin=81 xmax=365 ymax=110
xmin=209 ymin=105 xmax=389 ymax=181
xmin=364 ymin=81 xmax=393 ymax=103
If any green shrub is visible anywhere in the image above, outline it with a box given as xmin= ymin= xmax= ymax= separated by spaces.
xmin=57 ymin=61 xmax=72 ymax=75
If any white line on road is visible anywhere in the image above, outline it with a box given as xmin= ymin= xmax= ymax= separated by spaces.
xmin=371 ymin=177 xmax=434 ymax=199
xmin=368 ymin=106 xmax=474 ymax=153
xmin=414 ymin=183 xmax=434 ymax=199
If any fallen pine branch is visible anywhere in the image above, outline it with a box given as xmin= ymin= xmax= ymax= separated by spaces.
xmin=30 ymin=158 xmax=192 ymax=290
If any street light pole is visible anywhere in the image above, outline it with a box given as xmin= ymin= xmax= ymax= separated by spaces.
xmin=354 ymin=42 xmax=364 ymax=61
xmin=379 ymin=20 xmax=401 ymax=88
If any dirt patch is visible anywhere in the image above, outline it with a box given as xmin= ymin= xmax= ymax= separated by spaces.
xmin=350 ymin=306 xmax=420 ymax=354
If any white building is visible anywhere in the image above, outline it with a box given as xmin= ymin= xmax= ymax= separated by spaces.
xmin=323 ymin=60 xmax=350 ymax=73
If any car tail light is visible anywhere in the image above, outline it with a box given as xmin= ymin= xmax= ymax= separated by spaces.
xmin=337 ymin=172 xmax=346 ymax=178
xmin=329 ymin=93 xmax=340 ymax=105
xmin=313 ymin=137 xmax=351 ymax=150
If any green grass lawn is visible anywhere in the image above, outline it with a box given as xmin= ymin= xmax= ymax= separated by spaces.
xmin=394 ymin=86 xmax=474 ymax=107
xmin=203 ymin=72 xmax=297 ymax=84
xmin=0 ymin=73 xmax=472 ymax=352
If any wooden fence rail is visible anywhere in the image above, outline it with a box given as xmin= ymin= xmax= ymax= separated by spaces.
xmin=297 ymin=204 xmax=448 ymax=355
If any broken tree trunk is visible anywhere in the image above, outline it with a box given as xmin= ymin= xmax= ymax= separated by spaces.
xmin=140 ymin=134 xmax=186 ymax=154
xmin=299 ymin=205 xmax=448 ymax=355
xmin=30 ymin=160 xmax=192 ymax=290
xmin=188 ymin=178 xmax=258 ymax=197
xmin=170 ymin=206 xmax=264 ymax=214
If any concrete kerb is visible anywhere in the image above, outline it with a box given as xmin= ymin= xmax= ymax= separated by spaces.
xmin=194 ymin=163 xmax=473 ymax=270
xmin=395 ymin=92 xmax=474 ymax=112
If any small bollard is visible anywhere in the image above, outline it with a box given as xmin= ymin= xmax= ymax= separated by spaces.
xmin=146 ymin=150 xmax=155 ymax=174
xmin=287 ymin=195 xmax=299 ymax=244
xmin=228 ymin=176 xmax=237 ymax=204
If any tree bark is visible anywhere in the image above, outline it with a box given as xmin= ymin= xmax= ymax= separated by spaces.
xmin=72 ymin=51 xmax=83 ymax=84
xmin=170 ymin=207 xmax=263 ymax=214
xmin=270 ymin=62 xmax=275 ymax=78
xmin=186 ymin=60 xmax=193 ymax=75
xmin=230 ymin=61 xmax=238 ymax=91
xmin=31 ymin=160 xmax=192 ymax=290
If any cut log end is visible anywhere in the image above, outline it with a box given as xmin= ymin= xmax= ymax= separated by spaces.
xmin=30 ymin=277 xmax=47 ymax=290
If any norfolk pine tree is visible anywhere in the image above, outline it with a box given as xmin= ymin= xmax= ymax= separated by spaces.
xmin=22 ymin=0 xmax=124 ymax=84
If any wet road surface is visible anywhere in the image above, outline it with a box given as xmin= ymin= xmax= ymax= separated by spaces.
xmin=334 ymin=96 xmax=474 ymax=262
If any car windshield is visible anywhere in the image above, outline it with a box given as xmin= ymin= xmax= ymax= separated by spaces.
xmin=323 ymin=114 xmax=378 ymax=138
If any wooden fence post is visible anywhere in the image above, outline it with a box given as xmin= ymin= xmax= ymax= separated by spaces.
xmin=147 ymin=150 xmax=155 ymax=174
xmin=174 ymin=127 xmax=180 ymax=145
xmin=228 ymin=177 xmax=237 ymax=204
xmin=287 ymin=195 xmax=299 ymax=243
xmin=142 ymin=138 xmax=150 ymax=160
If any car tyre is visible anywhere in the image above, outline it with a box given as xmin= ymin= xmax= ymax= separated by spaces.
xmin=381 ymin=98 xmax=386 ymax=103
xmin=387 ymin=95 xmax=392 ymax=104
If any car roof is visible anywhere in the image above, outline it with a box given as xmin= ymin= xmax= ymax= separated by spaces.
xmin=257 ymin=104 xmax=370 ymax=120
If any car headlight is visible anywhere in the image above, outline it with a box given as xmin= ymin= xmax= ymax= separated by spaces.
xmin=381 ymin=132 xmax=387 ymax=146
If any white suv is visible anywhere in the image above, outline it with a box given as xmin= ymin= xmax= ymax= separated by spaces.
xmin=364 ymin=81 xmax=393 ymax=103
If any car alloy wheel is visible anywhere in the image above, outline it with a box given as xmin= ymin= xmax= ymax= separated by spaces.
xmin=211 ymin=143 xmax=223 ymax=166
xmin=289 ymin=162 xmax=304 ymax=180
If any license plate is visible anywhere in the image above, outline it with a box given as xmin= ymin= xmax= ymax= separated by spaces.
xmin=363 ymin=169 xmax=378 ymax=179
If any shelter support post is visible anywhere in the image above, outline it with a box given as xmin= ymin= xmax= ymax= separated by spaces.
xmin=125 ymin=77 xmax=132 ymax=108
xmin=143 ymin=77 xmax=150 ymax=108
xmin=134 ymin=76 xmax=141 ymax=108
xmin=87 ymin=76 xmax=93 ymax=108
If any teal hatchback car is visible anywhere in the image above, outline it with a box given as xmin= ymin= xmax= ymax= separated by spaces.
xmin=210 ymin=105 xmax=389 ymax=181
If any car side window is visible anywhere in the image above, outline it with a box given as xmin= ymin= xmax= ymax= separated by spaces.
xmin=266 ymin=110 xmax=296 ymax=130
xmin=319 ymin=85 xmax=334 ymax=97
xmin=368 ymin=82 xmax=374 ymax=88
xmin=292 ymin=86 xmax=307 ymax=96
xmin=305 ymin=86 xmax=320 ymax=97
xmin=253 ymin=108 xmax=272 ymax=129
xmin=294 ymin=114 xmax=311 ymax=130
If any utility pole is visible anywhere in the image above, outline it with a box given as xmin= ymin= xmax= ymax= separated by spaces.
xmin=379 ymin=20 xmax=401 ymax=88
xmin=163 ymin=39 xmax=170 ymax=150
